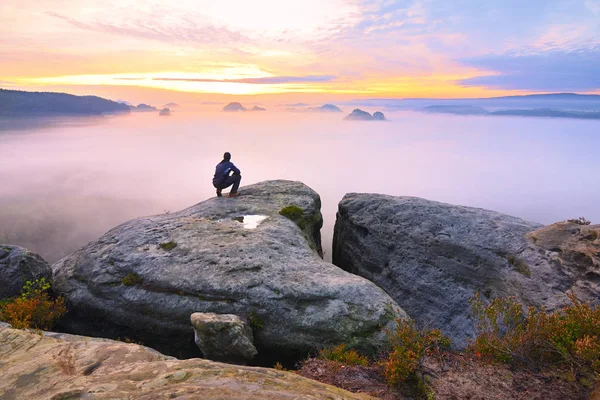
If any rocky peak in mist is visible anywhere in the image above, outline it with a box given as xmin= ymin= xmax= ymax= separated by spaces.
xmin=131 ymin=103 xmax=158 ymax=112
xmin=306 ymin=104 xmax=343 ymax=113
xmin=344 ymin=108 xmax=386 ymax=120
xmin=223 ymin=102 xmax=246 ymax=112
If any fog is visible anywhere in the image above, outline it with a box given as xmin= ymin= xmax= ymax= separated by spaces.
xmin=1 ymin=110 xmax=599 ymax=263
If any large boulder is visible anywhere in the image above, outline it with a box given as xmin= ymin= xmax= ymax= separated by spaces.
xmin=191 ymin=312 xmax=257 ymax=363
xmin=333 ymin=194 xmax=600 ymax=349
xmin=52 ymin=181 xmax=406 ymax=361
xmin=0 ymin=325 xmax=375 ymax=400
xmin=0 ymin=245 xmax=52 ymax=299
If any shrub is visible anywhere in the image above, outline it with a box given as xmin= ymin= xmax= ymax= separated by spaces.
xmin=382 ymin=319 xmax=450 ymax=385
xmin=0 ymin=278 xmax=67 ymax=330
xmin=318 ymin=344 xmax=369 ymax=366
xmin=469 ymin=292 xmax=600 ymax=375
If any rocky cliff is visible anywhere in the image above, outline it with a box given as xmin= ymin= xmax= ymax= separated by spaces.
xmin=0 ymin=324 xmax=374 ymax=400
xmin=52 ymin=181 xmax=407 ymax=362
xmin=333 ymin=194 xmax=600 ymax=348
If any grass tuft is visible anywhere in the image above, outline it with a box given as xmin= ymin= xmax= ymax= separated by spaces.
xmin=159 ymin=241 xmax=177 ymax=251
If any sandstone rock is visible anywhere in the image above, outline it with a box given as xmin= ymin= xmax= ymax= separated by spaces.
xmin=52 ymin=181 xmax=407 ymax=361
xmin=333 ymin=194 xmax=600 ymax=348
xmin=191 ymin=312 xmax=258 ymax=363
xmin=0 ymin=245 xmax=52 ymax=299
xmin=0 ymin=325 xmax=374 ymax=400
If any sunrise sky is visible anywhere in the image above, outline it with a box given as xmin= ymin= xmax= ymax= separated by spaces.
xmin=2 ymin=0 xmax=599 ymax=104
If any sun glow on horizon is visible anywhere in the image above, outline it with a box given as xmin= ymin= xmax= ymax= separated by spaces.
xmin=1 ymin=0 xmax=598 ymax=100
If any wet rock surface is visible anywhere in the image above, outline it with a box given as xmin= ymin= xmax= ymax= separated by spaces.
xmin=52 ymin=180 xmax=407 ymax=361
xmin=0 ymin=325 xmax=375 ymax=400
xmin=0 ymin=245 xmax=52 ymax=299
xmin=333 ymin=194 xmax=600 ymax=348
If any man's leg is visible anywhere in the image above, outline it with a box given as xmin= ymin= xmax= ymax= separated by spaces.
xmin=230 ymin=174 xmax=241 ymax=194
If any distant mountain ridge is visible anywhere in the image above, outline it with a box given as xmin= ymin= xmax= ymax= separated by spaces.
xmin=0 ymin=89 xmax=131 ymax=116
xmin=422 ymin=105 xmax=600 ymax=119
xmin=342 ymin=93 xmax=600 ymax=112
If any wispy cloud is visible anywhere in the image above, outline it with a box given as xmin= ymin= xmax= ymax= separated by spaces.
xmin=151 ymin=75 xmax=336 ymax=84
xmin=457 ymin=45 xmax=600 ymax=91
xmin=46 ymin=11 xmax=247 ymax=45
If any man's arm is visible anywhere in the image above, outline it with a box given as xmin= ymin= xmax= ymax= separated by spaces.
xmin=230 ymin=163 xmax=241 ymax=175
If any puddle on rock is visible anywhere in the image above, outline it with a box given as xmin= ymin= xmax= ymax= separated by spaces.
xmin=231 ymin=215 xmax=267 ymax=229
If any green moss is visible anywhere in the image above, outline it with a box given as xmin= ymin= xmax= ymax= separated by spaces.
xmin=159 ymin=241 xmax=177 ymax=251
xmin=248 ymin=311 xmax=263 ymax=330
xmin=279 ymin=205 xmax=323 ymax=255
xmin=514 ymin=259 xmax=531 ymax=278
xmin=122 ymin=273 xmax=144 ymax=286
xmin=279 ymin=205 xmax=309 ymax=230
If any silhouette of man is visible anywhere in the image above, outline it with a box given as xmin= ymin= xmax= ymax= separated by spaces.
xmin=212 ymin=152 xmax=241 ymax=197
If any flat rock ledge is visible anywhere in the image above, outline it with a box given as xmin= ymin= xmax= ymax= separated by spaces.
xmin=0 ymin=245 xmax=52 ymax=299
xmin=333 ymin=194 xmax=600 ymax=349
xmin=0 ymin=325 xmax=374 ymax=400
xmin=191 ymin=312 xmax=257 ymax=363
xmin=52 ymin=180 xmax=407 ymax=361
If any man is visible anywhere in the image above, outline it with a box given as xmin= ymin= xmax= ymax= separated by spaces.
xmin=212 ymin=152 xmax=241 ymax=197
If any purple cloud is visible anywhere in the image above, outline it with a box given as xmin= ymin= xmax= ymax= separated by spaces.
xmin=458 ymin=45 xmax=600 ymax=91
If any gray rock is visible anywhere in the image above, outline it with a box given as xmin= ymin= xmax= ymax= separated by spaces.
xmin=333 ymin=194 xmax=600 ymax=349
xmin=52 ymin=180 xmax=407 ymax=361
xmin=191 ymin=312 xmax=257 ymax=363
xmin=0 ymin=245 xmax=52 ymax=299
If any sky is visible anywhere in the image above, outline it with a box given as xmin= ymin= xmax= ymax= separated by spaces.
xmin=1 ymin=0 xmax=599 ymax=104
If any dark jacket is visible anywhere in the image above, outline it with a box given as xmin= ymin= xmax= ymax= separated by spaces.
xmin=212 ymin=160 xmax=240 ymax=186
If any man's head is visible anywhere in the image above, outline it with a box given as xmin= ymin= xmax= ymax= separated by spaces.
xmin=223 ymin=152 xmax=231 ymax=161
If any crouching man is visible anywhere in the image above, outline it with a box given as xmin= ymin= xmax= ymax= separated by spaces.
xmin=212 ymin=152 xmax=241 ymax=198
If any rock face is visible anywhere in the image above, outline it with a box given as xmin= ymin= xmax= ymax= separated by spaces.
xmin=191 ymin=312 xmax=257 ymax=363
xmin=333 ymin=194 xmax=600 ymax=348
xmin=223 ymin=102 xmax=246 ymax=112
xmin=0 ymin=325 xmax=374 ymax=400
xmin=52 ymin=181 xmax=406 ymax=361
xmin=0 ymin=245 xmax=52 ymax=299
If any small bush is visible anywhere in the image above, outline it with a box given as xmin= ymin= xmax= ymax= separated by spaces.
xmin=159 ymin=241 xmax=177 ymax=251
xmin=567 ymin=217 xmax=591 ymax=225
xmin=248 ymin=311 xmax=263 ymax=330
xmin=382 ymin=319 xmax=450 ymax=385
xmin=122 ymin=273 xmax=144 ymax=286
xmin=279 ymin=205 xmax=306 ymax=229
xmin=0 ymin=278 xmax=67 ymax=330
xmin=469 ymin=292 xmax=600 ymax=375
xmin=318 ymin=344 xmax=369 ymax=366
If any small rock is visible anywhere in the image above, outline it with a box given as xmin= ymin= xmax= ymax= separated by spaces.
xmin=191 ymin=313 xmax=257 ymax=363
